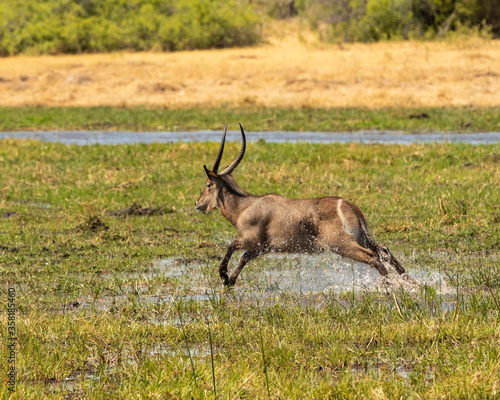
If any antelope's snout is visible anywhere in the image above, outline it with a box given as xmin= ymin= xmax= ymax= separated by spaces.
xmin=195 ymin=200 xmax=206 ymax=212
xmin=195 ymin=193 xmax=214 ymax=214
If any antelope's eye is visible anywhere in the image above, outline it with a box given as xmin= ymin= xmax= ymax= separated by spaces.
xmin=206 ymin=183 xmax=212 ymax=188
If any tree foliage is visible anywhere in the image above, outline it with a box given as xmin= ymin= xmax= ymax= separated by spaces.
xmin=0 ymin=0 xmax=497 ymax=55
xmin=262 ymin=0 xmax=498 ymax=41
xmin=0 ymin=0 xmax=261 ymax=55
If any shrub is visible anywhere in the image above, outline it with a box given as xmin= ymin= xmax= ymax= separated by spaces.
xmin=257 ymin=0 xmax=499 ymax=42
xmin=0 ymin=0 xmax=261 ymax=55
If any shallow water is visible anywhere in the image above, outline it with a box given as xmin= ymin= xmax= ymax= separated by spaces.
xmin=36 ymin=249 xmax=497 ymax=397
xmin=44 ymin=251 xmax=495 ymax=395
xmin=75 ymin=253 xmax=455 ymax=311
xmin=62 ymin=252 xmax=457 ymax=320
xmin=1 ymin=130 xmax=499 ymax=145
xmin=154 ymin=253 xmax=454 ymax=295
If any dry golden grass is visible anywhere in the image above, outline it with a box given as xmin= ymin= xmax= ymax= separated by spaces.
xmin=0 ymin=22 xmax=499 ymax=108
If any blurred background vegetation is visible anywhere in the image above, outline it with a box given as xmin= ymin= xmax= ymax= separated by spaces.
xmin=259 ymin=0 xmax=499 ymax=41
xmin=0 ymin=0 xmax=261 ymax=55
xmin=0 ymin=0 xmax=498 ymax=55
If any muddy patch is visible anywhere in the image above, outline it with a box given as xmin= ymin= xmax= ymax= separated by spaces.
xmin=0 ymin=244 xmax=18 ymax=253
xmin=1 ymin=211 xmax=18 ymax=218
xmin=107 ymin=203 xmax=173 ymax=217
xmin=76 ymin=215 xmax=109 ymax=232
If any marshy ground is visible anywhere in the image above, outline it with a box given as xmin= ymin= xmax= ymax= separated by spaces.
xmin=1 ymin=21 xmax=500 ymax=398
xmin=1 ymin=139 xmax=499 ymax=398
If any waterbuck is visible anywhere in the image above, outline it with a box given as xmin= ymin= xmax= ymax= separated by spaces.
xmin=195 ymin=124 xmax=406 ymax=286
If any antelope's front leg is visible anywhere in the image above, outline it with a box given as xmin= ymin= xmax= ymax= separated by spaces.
xmin=219 ymin=240 xmax=242 ymax=285
xmin=229 ymin=249 xmax=261 ymax=286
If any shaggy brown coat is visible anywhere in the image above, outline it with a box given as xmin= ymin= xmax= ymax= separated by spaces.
xmin=196 ymin=125 xmax=405 ymax=286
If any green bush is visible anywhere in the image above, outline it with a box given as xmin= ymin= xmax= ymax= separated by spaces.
xmin=363 ymin=0 xmax=413 ymax=40
xmin=306 ymin=0 xmax=499 ymax=42
xmin=0 ymin=0 xmax=261 ymax=55
xmin=258 ymin=0 xmax=498 ymax=42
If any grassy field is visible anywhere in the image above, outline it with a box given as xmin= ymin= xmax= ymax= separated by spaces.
xmin=0 ymin=32 xmax=499 ymax=109
xmin=1 ymin=106 xmax=500 ymax=133
xmin=1 ymin=20 xmax=500 ymax=399
xmin=1 ymin=139 xmax=499 ymax=398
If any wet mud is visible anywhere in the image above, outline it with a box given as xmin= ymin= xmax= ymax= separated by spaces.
xmin=107 ymin=203 xmax=173 ymax=217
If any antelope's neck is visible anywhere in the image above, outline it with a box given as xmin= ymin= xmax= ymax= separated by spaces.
xmin=219 ymin=191 xmax=252 ymax=226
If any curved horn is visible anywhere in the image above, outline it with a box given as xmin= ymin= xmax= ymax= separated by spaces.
xmin=220 ymin=123 xmax=246 ymax=175
xmin=212 ymin=124 xmax=227 ymax=173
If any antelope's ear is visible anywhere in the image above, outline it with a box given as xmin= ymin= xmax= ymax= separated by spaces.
xmin=204 ymin=165 xmax=218 ymax=181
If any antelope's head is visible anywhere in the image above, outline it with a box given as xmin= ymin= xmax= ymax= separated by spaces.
xmin=195 ymin=124 xmax=246 ymax=214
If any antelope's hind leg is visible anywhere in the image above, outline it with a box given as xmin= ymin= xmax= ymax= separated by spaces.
xmin=337 ymin=243 xmax=389 ymax=277
xmin=378 ymin=246 xmax=406 ymax=275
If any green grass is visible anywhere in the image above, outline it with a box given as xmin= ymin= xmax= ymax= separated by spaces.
xmin=1 ymin=106 xmax=500 ymax=132
xmin=1 ymin=139 xmax=499 ymax=398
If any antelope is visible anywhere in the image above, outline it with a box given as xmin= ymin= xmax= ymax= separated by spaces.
xmin=195 ymin=124 xmax=406 ymax=286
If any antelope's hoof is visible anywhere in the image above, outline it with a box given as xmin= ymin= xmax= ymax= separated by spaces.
xmin=220 ymin=274 xmax=229 ymax=286
xmin=401 ymin=273 xmax=418 ymax=285
xmin=379 ymin=276 xmax=392 ymax=288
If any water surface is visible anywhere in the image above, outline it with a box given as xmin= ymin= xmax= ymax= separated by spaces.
xmin=1 ymin=130 xmax=499 ymax=145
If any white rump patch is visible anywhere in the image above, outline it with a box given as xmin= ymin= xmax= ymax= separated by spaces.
xmin=337 ymin=199 xmax=351 ymax=234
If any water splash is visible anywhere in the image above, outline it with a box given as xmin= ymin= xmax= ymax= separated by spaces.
xmin=154 ymin=253 xmax=454 ymax=295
